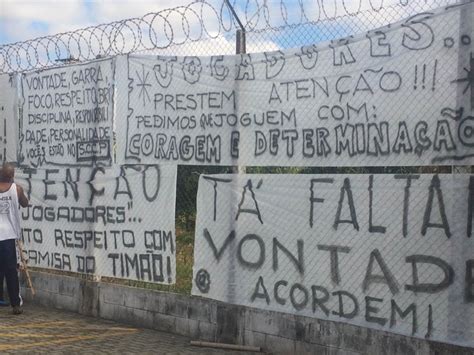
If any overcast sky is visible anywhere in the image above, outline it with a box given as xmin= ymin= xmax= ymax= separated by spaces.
xmin=0 ymin=0 xmax=406 ymax=45
xmin=0 ymin=0 xmax=203 ymax=45
xmin=0 ymin=0 xmax=428 ymax=56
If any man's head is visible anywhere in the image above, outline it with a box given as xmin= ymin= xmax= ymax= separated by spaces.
xmin=0 ymin=163 xmax=15 ymax=183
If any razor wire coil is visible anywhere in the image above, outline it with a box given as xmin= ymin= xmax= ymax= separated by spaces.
xmin=0 ymin=0 xmax=452 ymax=74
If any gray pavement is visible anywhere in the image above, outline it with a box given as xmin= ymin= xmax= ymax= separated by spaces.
xmin=0 ymin=304 xmax=260 ymax=354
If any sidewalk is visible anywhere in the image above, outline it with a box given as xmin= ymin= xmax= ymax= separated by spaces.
xmin=0 ymin=304 xmax=258 ymax=354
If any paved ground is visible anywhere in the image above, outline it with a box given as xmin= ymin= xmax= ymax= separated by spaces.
xmin=0 ymin=304 xmax=258 ymax=354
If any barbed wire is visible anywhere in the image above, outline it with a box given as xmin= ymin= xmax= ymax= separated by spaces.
xmin=0 ymin=0 xmax=454 ymax=74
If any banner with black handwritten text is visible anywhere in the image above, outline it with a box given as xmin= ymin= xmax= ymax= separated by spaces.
xmin=20 ymin=58 xmax=115 ymax=167
xmin=192 ymin=174 xmax=473 ymax=347
xmin=117 ymin=2 xmax=474 ymax=167
xmin=0 ymin=74 xmax=18 ymax=163
xmin=18 ymin=165 xmax=176 ymax=284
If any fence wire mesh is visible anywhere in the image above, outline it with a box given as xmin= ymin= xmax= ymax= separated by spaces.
xmin=191 ymin=172 xmax=473 ymax=343
xmin=0 ymin=0 xmax=460 ymax=72
xmin=1 ymin=0 xmax=471 ymax=304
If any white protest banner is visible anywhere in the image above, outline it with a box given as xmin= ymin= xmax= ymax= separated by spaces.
xmin=20 ymin=58 xmax=115 ymax=167
xmin=0 ymin=74 xmax=18 ymax=163
xmin=118 ymin=2 xmax=474 ymax=167
xmin=17 ymin=165 xmax=176 ymax=284
xmin=192 ymin=174 xmax=474 ymax=347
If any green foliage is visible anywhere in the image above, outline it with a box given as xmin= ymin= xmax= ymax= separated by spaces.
xmin=176 ymin=165 xmax=232 ymax=231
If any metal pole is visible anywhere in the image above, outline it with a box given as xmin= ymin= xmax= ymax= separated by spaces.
xmin=453 ymin=0 xmax=472 ymax=174
xmin=224 ymin=0 xmax=246 ymax=35
xmin=236 ymin=29 xmax=246 ymax=55
xmin=225 ymin=0 xmax=246 ymax=174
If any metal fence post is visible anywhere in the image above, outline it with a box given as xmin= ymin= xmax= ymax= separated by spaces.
xmin=226 ymin=0 xmax=247 ymax=174
xmin=454 ymin=0 xmax=472 ymax=175
xmin=236 ymin=29 xmax=246 ymax=55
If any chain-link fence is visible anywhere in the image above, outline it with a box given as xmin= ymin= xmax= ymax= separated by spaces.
xmin=1 ymin=0 xmax=472 ymax=301
xmin=191 ymin=172 xmax=473 ymax=344
xmin=2 ymin=0 xmax=473 ymax=346
xmin=0 ymin=0 xmax=460 ymax=72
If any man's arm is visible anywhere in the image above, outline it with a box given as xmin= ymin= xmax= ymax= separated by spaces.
xmin=16 ymin=185 xmax=29 ymax=208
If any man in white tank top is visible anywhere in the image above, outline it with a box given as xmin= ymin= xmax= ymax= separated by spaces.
xmin=0 ymin=163 xmax=28 ymax=315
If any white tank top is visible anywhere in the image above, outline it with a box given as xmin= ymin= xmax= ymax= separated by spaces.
xmin=0 ymin=183 xmax=21 ymax=241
